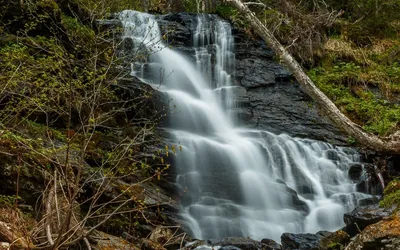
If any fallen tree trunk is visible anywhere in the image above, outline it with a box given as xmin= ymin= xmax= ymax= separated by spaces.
xmin=229 ymin=0 xmax=400 ymax=154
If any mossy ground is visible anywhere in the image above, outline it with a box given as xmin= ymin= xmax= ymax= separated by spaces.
xmin=309 ymin=36 xmax=400 ymax=136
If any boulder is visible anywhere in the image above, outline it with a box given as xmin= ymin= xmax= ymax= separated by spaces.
xmin=348 ymin=164 xmax=363 ymax=181
xmin=281 ymin=231 xmax=331 ymax=250
xmin=345 ymin=213 xmax=400 ymax=250
xmin=343 ymin=204 xmax=395 ymax=237
xmin=211 ymin=237 xmax=262 ymax=250
xmin=325 ymin=149 xmax=340 ymax=161
xmin=261 ymin=238 xmax=283 ymax=250
xmin=358 ymin=197 xmax=380 ymax=206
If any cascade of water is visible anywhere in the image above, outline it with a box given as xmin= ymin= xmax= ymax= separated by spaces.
xmin=119 ymin=10 xmax=370 ymax=242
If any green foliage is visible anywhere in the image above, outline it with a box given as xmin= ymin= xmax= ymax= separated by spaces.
xmin=216 ymin=5 xmax=238 ymax=19
xmin=347 ymin=136 xmax=356 ymax=145
xmin=349 ymin=0 xmax=399 ymax=40
xmin=73 ymin=0 xmax=141 ymax=15
xmin=323 ymin=0 xmax=400 ymax=45
xmin=183 ymin=0 xmax=198 ymax=12
xmin=326 ymin=242 xmax=342 ymax=250
xmin=0 ymin=39 xmax=68 ymax=119
xmin=0 ymin=1 xmax=164 ymax=248
xmin=309 ymin=48 xmax=400 ymax=136
xmin=0 ymin=195 xmax=21 ymax=206
xmin=380 ymin=179 xmax=400 ymax=209
xmin=61 ymin=14 xmax=95 ymax=44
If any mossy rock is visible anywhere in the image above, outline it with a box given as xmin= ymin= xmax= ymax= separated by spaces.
xmin=380 ymin=179 xmax=400 ymax=209
xmin=345 ymin=213 xmax=400 ymax=250
xmin=319 ymin=230 xmax=350 ymax=250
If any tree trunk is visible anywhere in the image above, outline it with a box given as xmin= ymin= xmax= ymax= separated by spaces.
xmin=228 ymin=0 xmax=400 ymax=154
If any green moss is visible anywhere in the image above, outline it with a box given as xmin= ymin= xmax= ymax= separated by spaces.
xmin=380 ymin=179 xmax=400 ymax=209
xmin=0 ymin=40 xmax=68 ymax=120
xmin=309 ymin=57 xmax=400 ymax=136
xmin=216 ymin=5 xmax=238 ymax=19
xmin=380 ymin=189 xmax=400 ymax=209
xmin=326 ymin=242 xmax=341 ymax=250
xmin=36 ymin=0 xmax=60 ymax=11
xmin=183 ymin=0 xmax=198 ymax=12
xmin=61 ymin=14 xmax=95 ymax=43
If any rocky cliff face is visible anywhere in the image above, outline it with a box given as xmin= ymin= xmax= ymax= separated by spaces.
xmin=157 ymin=13 xmax=348 ymax=144
xmin=234 ymin=33 xmax=347 ymax=144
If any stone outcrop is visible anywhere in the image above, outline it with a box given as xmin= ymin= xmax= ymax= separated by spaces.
xmin=281 ymin=231 xmax=331 ymax=250
xmin=234 ymin=32 xmax=347 ymax=144
xmin=345 ymin=213 xmax=400 ymax=250
xmin=343 ymin=204 xmax=395 ymax=237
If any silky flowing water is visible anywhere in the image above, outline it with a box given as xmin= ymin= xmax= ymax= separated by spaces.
xmin=120 ymin=11 xmax=369 ymax=242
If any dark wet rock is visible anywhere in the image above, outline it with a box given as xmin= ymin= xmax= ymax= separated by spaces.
xmin=296 ymin=184 xmax=316 ymax=198
xmin=261 ymin=238 xmax=283 ymax=250
xmin=384 ymin=155 xmax=400 ymax=183
xmin=158 ymin=19 xmax=192 ymax=47
xmin=343 ymin=204 xmax=395 ymax=237
xmin=281 ymin=231 xmax=330 ymax=250
xmin=318 ymin=230 xmax=350 ymax=250
xmin=352 ymin=164 xmax=384 ymax=195
xmin=288 ymin=168 xmax=317 ymax=198
xmin=325 ymin=149 xmax=340 ymax=161
xmin=220 ymin=246 xmax=243 ymax=250
xmin=112 ymin=76 xmax=170 ymax=125
xmin=348 ymin=164 xmax=363 ymax=181
xmin=358 ymin=197 xmax=380 ymax=206
xmin=356 ymin=180 xmax=383 ymax=195
xmin=182 ymin=238 xmax=263 ymax=250
xmin=345 ymin=212 xmax=400 ymax=250
xmin=234 ymin=34 xmax=348 ymax=144
xmin=275 ymin=180 xmax=310 ymax=214
xmin=212 ymin=237 xmax=262 ymax=250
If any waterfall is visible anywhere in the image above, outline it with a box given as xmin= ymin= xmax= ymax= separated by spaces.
xmin=119 ymin=11 xmax=370 ymax=242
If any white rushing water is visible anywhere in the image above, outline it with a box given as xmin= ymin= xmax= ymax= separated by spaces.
xmin=120 ymin=11 xmax=370 ymax=242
